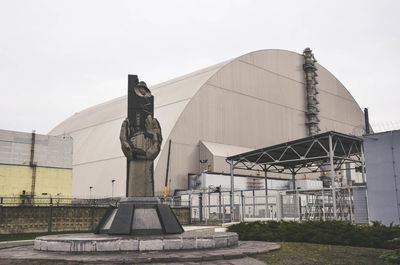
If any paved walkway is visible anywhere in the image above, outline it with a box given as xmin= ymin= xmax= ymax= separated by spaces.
xmin=0 ymin=241 xmax=279 ymax=264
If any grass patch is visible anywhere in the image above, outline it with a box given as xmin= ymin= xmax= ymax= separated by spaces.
xmin=252 ymin=242 xmax=389 ymax=265
xmin=0 ymin=231 xmax=88 ymax=242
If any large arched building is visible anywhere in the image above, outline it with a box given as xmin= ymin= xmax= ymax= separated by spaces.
xmin=49 ymin=49 xmax=366 ymax=198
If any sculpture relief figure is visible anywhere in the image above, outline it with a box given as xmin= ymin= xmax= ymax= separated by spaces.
xmin=120 ymin=81 xmax=162 ymax=197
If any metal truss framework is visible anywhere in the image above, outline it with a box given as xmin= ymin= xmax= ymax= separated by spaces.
xmin=225 ymin=131 xmax=366 ymax=222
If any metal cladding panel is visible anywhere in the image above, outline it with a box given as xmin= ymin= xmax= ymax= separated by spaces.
xmin=72 ymin=156 xmax=125 ymax=198
xmin=70 ymin=118 xmax=123 ymax=166
xmin=48 ymin=49 xmax=367 ymax=197
xmin=353 ymin=186 xmax=369 ymax=224
xmin=0 ymin=129 xmax=72 ymax=169
xmin=365 ymin=131 xmax=400 ymax=225
xmin=154 ymin=141 xmax=199 ymax=197
xmin=241 ymin=49 xmax=304 ymax=83
xmin=208 ymin=59 xmax=306 ymax=111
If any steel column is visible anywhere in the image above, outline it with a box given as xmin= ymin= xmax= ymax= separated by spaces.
xmin=241 ymin=190 xmax=245 ymax=222
xmin=329 ymin=134 xmax=337 ymax=219
xmin=360 ymin=144 xmax=366 ymax=183
xmin=252 ymin=189 xmax=256 ymax=218
xmin=292 ymin=172 xmax=296 ymax=190
xmin=230 ymin=161 xmax=234 ymax=222
xmin=264 ymin=170 xmax=269 ymax=218
xmin=218 ymin=191 xmax=222 ymax=220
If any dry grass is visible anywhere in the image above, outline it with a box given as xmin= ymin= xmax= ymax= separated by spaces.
xmin=251 ymin=242 xmax=390 ymax=265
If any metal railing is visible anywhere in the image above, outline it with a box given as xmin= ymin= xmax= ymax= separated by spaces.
xmin=181 ymin=187 xmax=367 ymax=224
xmin=1 ymin=186 xmax=367 ymax=224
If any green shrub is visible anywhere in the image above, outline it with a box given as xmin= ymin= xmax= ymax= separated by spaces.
xmin=380 ymin=237 xmax=400 ymax=263
xmin=227 ymin=220 xmax=400 ymax=249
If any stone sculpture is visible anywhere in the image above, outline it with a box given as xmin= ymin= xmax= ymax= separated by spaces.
xmin=94 ymin=75 xmax=184 ymax=235
xmin=120 ymin=79 xmax=162 ymax=197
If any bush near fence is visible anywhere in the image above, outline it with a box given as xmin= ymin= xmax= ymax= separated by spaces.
xmin=227 ymin=220 xmax=400 ymax=249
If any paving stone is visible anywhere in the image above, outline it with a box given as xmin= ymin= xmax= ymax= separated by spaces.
xmin=33 ymin=240 xmax=42 ymax=251
xmin=182 ymin=238 xmax=196 ymax=249
xmin=139 ymin=239 xmax=163 ymax=251
xmin=227 ymin=234 xmax=238 ymax=246
xmin=202 ymin=254 xmax=223 ymax=261
xmin=96 ymin=240 xmax=120 ymax=251
xmin=163 ymin=239 xmax=182 ymax=250
xmin=44 ymin=241 xmax=71 ymax=252
xmin=196 ymin=238 xmax=215 ymax=249
xmin=0 ymin=240 xmax=280 ymax=264
xmin=176 ymin=255 xmax=203 ymax=262
xmin=222 ymin=253 xmax=246 ymax=260
xmin=119 ymin=239 xmax=139 ymax=251
xmin=214 ymin=237 xmax=228 ymax=248
xmin=70 ymin=241 xmax=96 ymax=252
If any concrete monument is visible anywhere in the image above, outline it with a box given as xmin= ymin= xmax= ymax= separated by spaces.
xmin=120 ymin=76 xmax=162 ymax=197
xmin=94 ymin=75 xmax=184 ymax=236
xmin=33 ymin=75 xmax=238 ymax=252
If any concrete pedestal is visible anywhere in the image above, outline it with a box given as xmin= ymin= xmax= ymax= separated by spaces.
xmin=95 ymin=197 xmax=184 ymax=235
xmin=34 ymin=232 xmax=239 ymax=252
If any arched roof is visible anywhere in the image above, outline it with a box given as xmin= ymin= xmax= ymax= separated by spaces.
xmin=49 ymin=59 xmax=231 ymax=166
xmin=49 ymin=49 xmax=365 ymax=197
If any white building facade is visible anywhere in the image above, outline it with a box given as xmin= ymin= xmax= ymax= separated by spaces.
xmin=49 ymin=49 xmax=366 ymax=198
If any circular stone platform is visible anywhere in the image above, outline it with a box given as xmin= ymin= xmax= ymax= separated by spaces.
xmin=34 ymin=231 xmax=238 ymax=252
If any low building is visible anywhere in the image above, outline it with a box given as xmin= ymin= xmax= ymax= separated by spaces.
xmin=364 ymin=130 xmax=400 ymax=225
xmin=0 ymin=129 xmax=72 ymax=198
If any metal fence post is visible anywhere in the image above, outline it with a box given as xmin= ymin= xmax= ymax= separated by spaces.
xmin=329 ymin=134 xmax=337 ymax=220
xmin=208 ymin=191 xmax=211 ymax=223
xmin=48 ymin=205 xmax=53 ymax=233
xmin=265 ymin=170 xmax=269 ymax=218
xmin=189 ymin=194 xmax=192 ymax=224
xmin=252 ymin=189 xmax=256 ymax=218
xmin=199 ymin=193 xmax=203 ymax=222
xmin=298 ymin=195 xmax=302 ymax=221
xmin=230 ymin=161 xmax=234 ymax=222
xmin=241 ymin=190 xmax=245 ymax=222
xmin=222 ymin=195 xmax=225 ymax=224
xmin=218 ymin=192 xmax=222 ymax=221
xmin=276 ymin=193 xmax=282 ymax=221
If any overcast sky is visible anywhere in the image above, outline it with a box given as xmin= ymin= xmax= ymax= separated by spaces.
xmin=1 ymin=0 xmax=399 ymax=134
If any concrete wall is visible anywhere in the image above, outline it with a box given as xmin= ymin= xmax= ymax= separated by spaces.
xmin=0 ymin=129 xmax=72 ymax=168
xmin=364 ymin=130 xmax=400 ymax=225
xmin=0 ymin=129 xmax=73 ymax=197
xmin=0 ymin=165 xmax=72 ymax=197
xmin=0 ymin=206 xmax=108 ymax=234
xmin=0 ymin=206 xmax=190 ymax=234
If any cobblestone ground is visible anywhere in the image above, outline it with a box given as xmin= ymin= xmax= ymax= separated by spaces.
xmin=0 ymin=257 xmax=266 ymax=265
xmin=0 ymin=241 xmax=279 ymax=264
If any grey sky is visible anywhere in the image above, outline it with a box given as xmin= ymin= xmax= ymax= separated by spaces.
xmin=1 ymin=0 xmax=399 ymax=134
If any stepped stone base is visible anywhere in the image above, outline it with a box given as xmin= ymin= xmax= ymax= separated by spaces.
xmin=34 ymin=232 xmax=238 ymax=252
xmin=95 ymin=197 xmax=184 ymax=235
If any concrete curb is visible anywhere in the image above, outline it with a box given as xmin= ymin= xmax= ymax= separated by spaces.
xmin=34 ymin=232 xmax=239 ymax=252
xmin=0 ymin=241 xmax=280 ymax=264
xmin=0 ymin=240 xmax=34 ymax=249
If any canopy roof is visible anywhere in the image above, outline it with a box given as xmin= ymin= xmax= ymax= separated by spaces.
xmin=227 ymin=131 xmax=363 ymax=174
